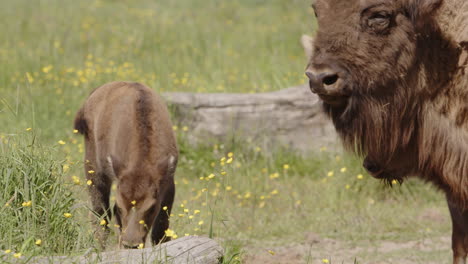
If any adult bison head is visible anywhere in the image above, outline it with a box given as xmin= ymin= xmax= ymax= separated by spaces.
xmin=305 ymin=0 xmax=448 ymax=170
xmin=306 ymin=0 xmax=442 ymax=104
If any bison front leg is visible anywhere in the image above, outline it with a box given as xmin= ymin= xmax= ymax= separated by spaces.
xmin=448 ymin=201 xmax=468 ymax=264
xmin=86 ymin=161 xmax=112 ymax=249
xmin=151 ymin=180 xmax=175 ymax=245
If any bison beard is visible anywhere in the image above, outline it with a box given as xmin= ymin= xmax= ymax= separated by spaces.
xmin=306 ymin=0 xmax=468 ymax=263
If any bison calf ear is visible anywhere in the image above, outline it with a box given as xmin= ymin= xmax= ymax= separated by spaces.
xmin=74 ymin=107 xmax=88 ymax=137
xmin=407 ymin=0 xmax=443 ymax=27
xmin=301 ymin=34 xmax=315 ymax=60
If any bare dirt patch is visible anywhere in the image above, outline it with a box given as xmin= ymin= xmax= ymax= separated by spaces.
xmin=244 ymin=232 xmax=451 ymax=264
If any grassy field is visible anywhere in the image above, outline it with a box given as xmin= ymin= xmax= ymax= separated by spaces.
xmin=0 ymin=0 xmax=452 ymax=263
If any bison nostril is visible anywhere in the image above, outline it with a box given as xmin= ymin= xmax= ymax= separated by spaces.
xmin=323 ymin=74 xmax=339 ymax=86
xmin=363 ymin=159 xmax=380 ymax=174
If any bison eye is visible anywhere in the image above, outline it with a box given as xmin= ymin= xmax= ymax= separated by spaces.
xmin=366 ymin=12 xmax=391 ymax=33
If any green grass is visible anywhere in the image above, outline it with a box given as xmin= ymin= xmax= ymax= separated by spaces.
xmin=0 ymin=0 xmax=452 ymax=263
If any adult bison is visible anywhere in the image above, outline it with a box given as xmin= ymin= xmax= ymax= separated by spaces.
xmin=74 ymin=82 xmax=178 ymax=249
xmin=303 ymin=0 xmax=468 ymax=262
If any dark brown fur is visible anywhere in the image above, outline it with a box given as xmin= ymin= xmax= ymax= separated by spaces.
xmin=74 ymin=81 xmax=178 ymax=249
xmin=305 ymin=0 xmax=468 ymax=263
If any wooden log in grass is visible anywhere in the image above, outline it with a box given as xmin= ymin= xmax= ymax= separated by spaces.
xmin=33 ymin=236 xmax=223 ymax=264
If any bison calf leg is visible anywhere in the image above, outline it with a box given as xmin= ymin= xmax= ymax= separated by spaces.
xmin=151 ymin=181 xmax=175 ymax=245
xmin=448 ymin=202 xmax=468 ymax=264
xmin=87 ymin=169 xmax=113 ymax=249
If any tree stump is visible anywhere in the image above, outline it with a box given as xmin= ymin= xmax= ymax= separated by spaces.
xmin=31 ymin=236 xmax=223 ymax=264
xmin=164 ymin=84 xmax=338 ymax=152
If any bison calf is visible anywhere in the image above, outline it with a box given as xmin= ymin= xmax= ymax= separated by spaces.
xmin=304 ymin=0 xmax=468 ymax=263
xmin=74 ymin=81 xmax=178 ymax=249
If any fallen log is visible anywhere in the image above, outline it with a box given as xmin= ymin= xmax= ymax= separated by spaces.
xmin=164 ymin=84 xmax=338 ymax=152
xmin=31 ymin=236 xmax=223 ymax=264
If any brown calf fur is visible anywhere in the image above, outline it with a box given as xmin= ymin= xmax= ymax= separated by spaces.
xmin=304 ymin=0 xmax=468 ymax=263
xmin=74 ymin=81 xmax=178 ymax=249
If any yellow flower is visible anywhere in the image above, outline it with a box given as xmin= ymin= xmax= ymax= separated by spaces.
xmin=183 ymin=209 xmax=189 ymax=213
xmin=114 ymin=224 xmax=120 ymax=228
xmin=26 ymin=127 xmax=32 ymax=131
xmin=189 ymin=215 xmax=194 ymax=219
xmin=139 ymin=220 xmax=145 ymax=225
xmin=137 ymin=243 xmax=144 ymax=249
xmin=391 ymin=179 xmax=398 ymax=185
xmin=100 ymin=219 xmax=107 ymax=226
xmin=345 ymin=184 xmax=351 ymax=189
xmin=194 ymin=210 xmax=200 ymax=214
xmin=42 ymin=65 xmax=53 ymax=73
xmin=226 ymin=157 xmax=233 ymax=164
xmin=26 ymin=72 xmax=34 ymax=83
xmin=72 ymin=176 xmax=81 ymax=185
xmin=268 ymin=250 xmax=275 ymax=255
xmin=172 ymin=234 xmax=178 ymax=239
xmin=227 ymin=152 xmax=234 ymax=158
xmin=4 ymin=249 xmax=11 ymax=254
xmin=340 ymin=167 xmax=347 ymax=173
xmin=357 ymin=174 xmax=364 ymax=180
xmin=63 ymin=164 xmax=70 ymax=173
xmin=22 ymin=201 xmax=32 ymax=207
xmin=131 ymin=200 xmax=137 ymax=206
xmin=13 ymin=252 xmax=21 ymax=258
xmin=269 ymin=173 xmax=279 ymax=179
xmin=270 ymin=189 xmax=278 ymax=195
xmin=283 ymin=164 xmax=290 ymax=170
xmin=198 ymin=221 xmax=204 ymax=225
xmin=225 ymin=186 xmax=232 ymax=191
xmin=86 ymin=180 xmax=93 ymax=186
xmin=63 ymin=213 xmax=72 ymax=218
xmin=182 ymin=126 xmax=188 ymax=132
xmin=322 ymin=259 xmax=329 ymax=263
xmin=165 ymin=228 xmax=176 ymax=237
xmin=162 ymin=206 xmax=168 ymax=211
xmin=58 ymin=140 xmax=66 ymax=145
xmin=172 ymin=125 xmax=178 ymax=131
xmin=35 ymin=239 xmax=42 ymax=246
xmin=88 ymin=170 xmax=95 ymax=174
xmin=208 ymin=173 xmax=215 ymax=179
xmin=327 ymin=171 xmax=334 ymax=177
xmin=180 ymin=203 xmax=184 ymax=208
xmin=73 ymin=129 xmax=79 ymax=134
xmin=185 ymin=233 xmax=190 ymax=237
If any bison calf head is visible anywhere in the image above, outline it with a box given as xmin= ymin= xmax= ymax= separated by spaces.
xmin=113 ymin=176 xmax=161 ymax=249
xmin=305 ymin=0 xmax=442 ymax=106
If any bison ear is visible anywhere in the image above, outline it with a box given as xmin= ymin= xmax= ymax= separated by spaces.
xmin=407 ymin=0 xmax=443 ymax=26
xmin=301 ymin=35 xmax=315 ymax=60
